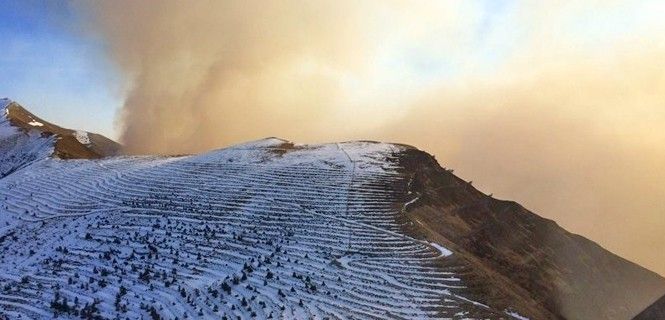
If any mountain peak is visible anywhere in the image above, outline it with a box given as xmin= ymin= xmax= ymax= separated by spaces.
xmin=0 ymin=99 xmax=120 ymax=160
xmin=228 ymin=137 xmax=293 ymax=149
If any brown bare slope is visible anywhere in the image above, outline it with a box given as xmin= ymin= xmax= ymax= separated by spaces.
xmin=4 ymin=101 xmax=120 ymax=159
xmin=396 ymin=147 xmax=665 ymax=320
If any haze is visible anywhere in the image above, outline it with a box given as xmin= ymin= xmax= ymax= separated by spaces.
xmin=2 ymin=1 xmax=664 ymax=276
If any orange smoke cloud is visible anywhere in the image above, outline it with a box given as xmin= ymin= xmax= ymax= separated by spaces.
xmin=78 ymin=0 xmax=394 ymax=154
xmin=76 ymin=1 xmax=665 ymax=276
xmin=371 ymin=50 xmax=665 ymax=276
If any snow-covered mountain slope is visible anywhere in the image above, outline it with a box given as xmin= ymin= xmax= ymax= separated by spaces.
xmin=0 ymin=99 xmax=120 ymax=166
xmin=1 ymin=101 xmax=663 ymax=319
xmin=0 ymin=139 xmax=522 ymax=319
xmin=0 ymin=99 xmax=55 ymax=178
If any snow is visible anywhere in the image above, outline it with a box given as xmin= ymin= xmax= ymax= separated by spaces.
xmin=74 ymin=130 xmax=91 ymax=145
xmin=430 ymin=242 xmax=454 ymax=257
xmin=506 ymin=309 xmax=530 ymax=320
xmin=0 ymin=98 xmax=10 ymax=112
xmin=228 ymin=137 xmax=291 ymax=149
xmin=0 ymin=113 xmax=54 ymax=178
xmin=404 ymin=195 xmax=420 ymax=210
xmin=2 ymin=99 xmax=43 ymax=128
xmin=0 ymin=137 xmax=519 ymax=319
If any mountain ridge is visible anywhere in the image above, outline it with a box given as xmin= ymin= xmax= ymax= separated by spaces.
xmin=397 ymin=148 xmax=665 ymax=319
xmin=0 ymin=99 xmax=663 ymax=319
xmin=1 ymin=98 xmax=120 ymax=160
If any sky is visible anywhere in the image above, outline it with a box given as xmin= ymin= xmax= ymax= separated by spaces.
xmin=0 ymin=1 xmax=119 ymax=137
xmin=1 ymin=1 xmax=664 ymax=277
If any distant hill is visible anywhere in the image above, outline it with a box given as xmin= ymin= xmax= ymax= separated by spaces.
xmin=1 ymin=98 xmax=120 ymax=159
xmin=0 ymin=98 xmax=120 ymax=178
xmin=0 ymin=99 xmax=663 ymax=319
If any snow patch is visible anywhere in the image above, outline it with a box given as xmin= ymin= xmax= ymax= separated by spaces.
xmin=430 ymin=242 xmax=453 ymax=257
xmin=0 ymin=98 xmax=10 ymax=112
xmin=229 ymin=137 xmax=291 ymax=149
xmin=505 ymin=310 xmax=530 ymax=320
xmin=0 ymin=117 xmax=55 ymax=177
xmin=28 ymin=120 xmax=43 ymax=127
xmin=404 ymin=196 xmax=420 ymax=210
xmin=74 ymin=130 xmax=91 ymax=145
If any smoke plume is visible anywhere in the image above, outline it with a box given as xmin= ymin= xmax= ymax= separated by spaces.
xmin=374 ymin=51 xmax=665 ymax=276
xmin=77 ymin=1 xmax=665 ymax=276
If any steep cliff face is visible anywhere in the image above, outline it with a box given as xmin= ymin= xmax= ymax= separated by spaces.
xmin=397 ymin=148 xmax=665 ymax=320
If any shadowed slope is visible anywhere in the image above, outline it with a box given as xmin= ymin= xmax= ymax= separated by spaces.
xmin=634 ymin=294 xmax=665 ymax=320
xmin=398 ymin=147 xmax=665 ymax=320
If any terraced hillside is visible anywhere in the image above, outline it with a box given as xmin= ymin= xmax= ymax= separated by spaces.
xmin=0 ymin=137 xmax=527 ymax=319
xmin=2 ymin=100 xmax=663 ymax=319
